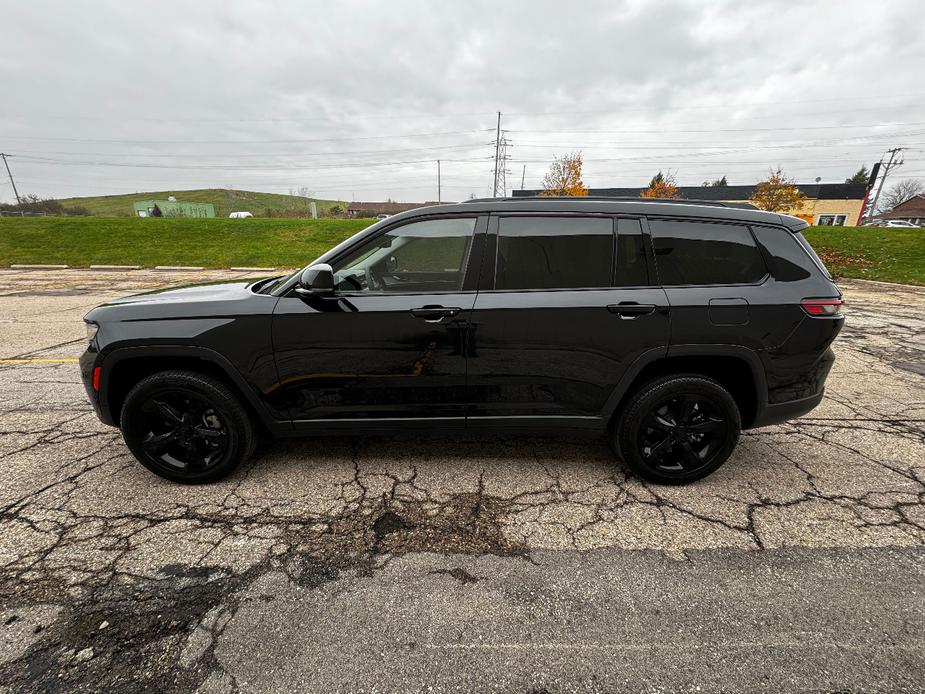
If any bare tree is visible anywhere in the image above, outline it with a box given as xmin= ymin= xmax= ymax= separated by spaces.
xmin=881 ymin=179 xmax=925 ymax=212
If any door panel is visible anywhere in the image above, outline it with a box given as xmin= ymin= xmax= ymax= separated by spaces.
xmin=467 ymin=213 xmax=669 ymax=422
xmin=270 ymin=215 xmax=483 ymax=426
xmin=271 ymin=292 xmax=475 ymax=424
xmin=467 ymin=288 xmax=670 ymax=420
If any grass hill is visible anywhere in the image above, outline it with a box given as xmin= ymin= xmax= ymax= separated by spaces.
xmin=1 ymin=220 xmax=923 ymax=285
xmin=53 ymin=188 xmax=346 ymax=218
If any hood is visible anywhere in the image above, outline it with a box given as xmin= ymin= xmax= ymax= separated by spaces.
xmin=100 ymin=279 xmax=259 ymax=307
xmin=85 ymin=279 xmax=274 ymax=323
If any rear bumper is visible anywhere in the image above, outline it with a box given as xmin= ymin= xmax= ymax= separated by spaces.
xmin=749 ymin=347 xmax=835 ymax=428
xmin=750 ymin=389 xmax=825 ymax=428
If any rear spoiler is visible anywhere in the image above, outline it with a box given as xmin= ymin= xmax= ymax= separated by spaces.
xmin=778 ymin=214 xmax=810 ymax=232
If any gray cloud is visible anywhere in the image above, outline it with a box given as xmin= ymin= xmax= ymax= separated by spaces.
xmin=1 ymin=0 xmax=923 ymax=202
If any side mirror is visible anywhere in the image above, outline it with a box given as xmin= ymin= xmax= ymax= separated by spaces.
xmin=295 ymin=263 xmax=334 ymax=296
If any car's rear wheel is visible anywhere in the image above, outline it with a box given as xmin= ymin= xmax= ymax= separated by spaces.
xmin=613 ymin=374 xmax=741 ymax=485
xmin=120 ymin=370 xmax=256 ymax=483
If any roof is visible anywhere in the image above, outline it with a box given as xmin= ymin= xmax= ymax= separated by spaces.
xmin=347 ymin=201 xmax=437 ymax=213
xmin=877 ymin=194 xmax=925 ymax=219
xmin=512 ymin=183 xmax=867 ymax=201
xmin=351 ymin=197 xmax=807 ymax=232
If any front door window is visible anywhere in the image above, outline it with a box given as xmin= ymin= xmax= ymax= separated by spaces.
xmin=333 ymin=217 xmax=476 ymax=293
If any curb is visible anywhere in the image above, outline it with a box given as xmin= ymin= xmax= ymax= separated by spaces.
xmin=153 ymin=266 xmax=205 ymax=271
xmin=89 ymin=264 xmax=143 ymax=271
xmin=230 ymin=267 xmax=277 ymax=272
xmin=10 ymin=264 xmax=69 ymax=270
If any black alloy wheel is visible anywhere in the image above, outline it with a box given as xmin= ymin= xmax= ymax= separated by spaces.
xmin=638 ymin=394 xmax=729 ymax=475
xmin=615 ymin=375 xmax=741 ymax=485
xmin=137 ymin=390 xmax=229 ymax=472
xmin=120 ymin=370 xmax=256 ymax=483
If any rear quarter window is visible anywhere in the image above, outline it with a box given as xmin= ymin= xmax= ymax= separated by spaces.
xmin=794 ymin=231 xmax=833 ymax=280
xmin=649 ymin=219 xmax=767 ymax=286
xmin=751 ymin=225 xmax=825 ymax=282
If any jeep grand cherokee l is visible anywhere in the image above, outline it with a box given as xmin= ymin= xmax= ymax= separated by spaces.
xmin=80 ymin=198 xmax=843 ymax=485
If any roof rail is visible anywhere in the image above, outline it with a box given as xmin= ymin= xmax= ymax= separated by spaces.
xmin=461 ymin=196 xmax=757 ymax=210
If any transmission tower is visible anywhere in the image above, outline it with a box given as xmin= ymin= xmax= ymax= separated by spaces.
xmin=496 ymin=132 xmax=512 ymax=197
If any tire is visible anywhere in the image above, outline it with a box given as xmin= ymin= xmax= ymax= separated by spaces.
xmin=613 ymin=374 xmax=741 ymax=485
xmin=120 ymin=370 xmax=257 ymax=484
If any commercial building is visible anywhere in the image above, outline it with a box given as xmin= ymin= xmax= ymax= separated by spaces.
xmin=133 ymin=200 xmax=216 ymax=218
xmin=513 ymin=183 xmax=867 ymax=226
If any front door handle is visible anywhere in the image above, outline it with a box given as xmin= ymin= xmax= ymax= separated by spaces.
xmin=607 ymin=302 xmax=656 ymax=319
xmin=410 ymin=306 xmax=461 ymax=323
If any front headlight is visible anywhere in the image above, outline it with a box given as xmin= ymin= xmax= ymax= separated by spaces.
xmin=85 ymin=321 xmax=99 ymax=342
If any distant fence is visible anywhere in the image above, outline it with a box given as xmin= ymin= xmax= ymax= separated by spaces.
xmin=0 ymin=211 xmax=91 ymax=217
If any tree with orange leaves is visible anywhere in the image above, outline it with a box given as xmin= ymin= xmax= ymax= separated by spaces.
xmin=640 ymin=171 xmax=681 ymax=199
xmin=749 ymin=167 xmax=807 ymax=213
xmin=539 ymin=152 xmax=588 ymax=196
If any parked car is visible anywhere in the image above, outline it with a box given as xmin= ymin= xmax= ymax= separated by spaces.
xmin=375 ymin=213 xmax=390 ymax=220
xmin=880 ymin=220 xmax=920 ymax=228
xmin=229 ymin=211 xmax=253 ymax=219
xmin=80 ymin=198 xmax=843 ymax=485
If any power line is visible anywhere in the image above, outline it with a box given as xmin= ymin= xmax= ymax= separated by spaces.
xmin=507 ymin=121 xmax=925 ymax=135
xmin=14 ymin=154 xmax=491 ymax=170
xmin=0 ymin=128 xmax=494 ymax=145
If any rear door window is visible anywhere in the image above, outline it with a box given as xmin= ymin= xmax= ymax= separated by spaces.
xmin=649 ymin=219 xmax=767 ymax=286
xmin=495 ymin=216 xmax=613 ymax=290
xmin=615 ymin=218 xmax=650 ymax=287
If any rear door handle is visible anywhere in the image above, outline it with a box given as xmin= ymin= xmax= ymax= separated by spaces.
xmin=607 ymin=302 xmax=656 ymax=319
xmin=410 ymin=306 xmax=461 ymax=323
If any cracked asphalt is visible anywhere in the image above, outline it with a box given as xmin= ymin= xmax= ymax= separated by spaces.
xmin=0 ymin=268 xmax=923 ymax=693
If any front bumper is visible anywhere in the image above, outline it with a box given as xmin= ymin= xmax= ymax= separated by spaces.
xmin=79 ymin=346 xmax=110 ymax=424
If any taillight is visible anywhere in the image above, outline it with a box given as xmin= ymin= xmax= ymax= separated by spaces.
xmin=92 ymin=366 xmax=101 ymax=391
xmin=800 ymin=299 xmax=843 ymax=317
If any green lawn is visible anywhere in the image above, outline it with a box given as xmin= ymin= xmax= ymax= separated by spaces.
xmin=803 ymin=226 xmax=925 ymax=286
xmin=1 ymin=219 xmax=923 ymax=285
xmin=52 ymin=188 xmax=345 ymax=218
xmin=0 ymin=217 xmax=370 ymax=268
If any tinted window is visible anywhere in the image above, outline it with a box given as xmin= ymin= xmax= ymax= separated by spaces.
xmin=751 ymin=225 xmax=815 ymax=282
xmin=794 ymin=231 xmax=833 ymax=279
xmin=650 ymin=220 xmax=766 ymax=285
xmin=332 ymin=217 xmax=476 ymax=293
xmin=615 ymin=218 xmax=650 ymax=286
xmin=496 ymin=217 xmax=613 ymax=290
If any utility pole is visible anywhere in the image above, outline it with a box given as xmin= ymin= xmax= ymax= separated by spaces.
xmin=1 ymin=153 xmax=21 ymax=205
xmin=492 ymin=111 xmax=501 ymax=197
xmin=865 ymin=147 xmax=904 ymax=222
xmin=437 ymin=159 xmax=441 ymax=203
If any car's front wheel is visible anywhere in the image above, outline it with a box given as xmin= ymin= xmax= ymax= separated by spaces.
xmin=120 ymin=370 xmax=256 ymax=483
xmin=614 ymin=374 xmax=741 ymax=485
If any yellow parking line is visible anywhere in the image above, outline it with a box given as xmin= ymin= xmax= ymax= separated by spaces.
xmin=0 ymin=359 xmax=80 ymax=364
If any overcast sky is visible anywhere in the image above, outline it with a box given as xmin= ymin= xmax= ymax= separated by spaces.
xmin=1 ymin=0 xmax=924 ymax=203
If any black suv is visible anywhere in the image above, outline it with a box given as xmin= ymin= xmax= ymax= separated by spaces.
xmin=81 ymin=198 xmax=843 ymax=485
